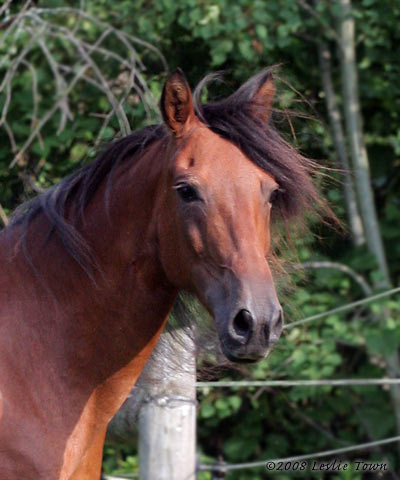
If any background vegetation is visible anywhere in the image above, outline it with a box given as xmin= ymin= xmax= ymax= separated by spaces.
xmin=1 ymin=0 xmax=400 ymax=478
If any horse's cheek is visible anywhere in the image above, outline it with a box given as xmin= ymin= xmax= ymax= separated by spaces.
xmin=187 ymin=223 xmax=204 ymax=257
xmin=157 ymin=211 xmax=189 ymax=286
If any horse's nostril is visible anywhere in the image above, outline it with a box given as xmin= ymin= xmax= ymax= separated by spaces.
xmin=274 ymin=310 xmax=283 ymax=332
xmin=232 ymin=309 xmax=253 ymax=341
xmin=266 ymin=309 xmax=283 ymax=345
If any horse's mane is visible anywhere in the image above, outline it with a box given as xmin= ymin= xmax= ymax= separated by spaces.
xmin=194 ymin=70 xmax=324 ymax=221
xmin=8 ymin=124 xmax=167 ymax=276
xmin=8 ymin=69 xmax=325 ymax=277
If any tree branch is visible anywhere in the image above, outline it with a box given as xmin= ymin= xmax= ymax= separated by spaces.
xmin=0 ymin=203 xmax=9 ymax=227
xmin=3 ymin=6 xmax=164 ymax=169
xmin=295 ymin=261 xmax=373 ymax=296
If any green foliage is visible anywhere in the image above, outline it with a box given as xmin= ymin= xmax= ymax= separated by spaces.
xmin=102 ymin=444 xmax=139 ymax=476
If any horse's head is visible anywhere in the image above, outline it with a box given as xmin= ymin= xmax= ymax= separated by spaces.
xmin=156 ymin=70 xmax=283 ymax=363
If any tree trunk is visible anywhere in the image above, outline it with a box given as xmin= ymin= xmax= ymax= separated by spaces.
xmin=337 ymin=0 xmax=389 ymax=279
xmin=316 ymin=37 xmax=364 ymax=246
xmin=337 ymin=0 xmax=400 ymax=446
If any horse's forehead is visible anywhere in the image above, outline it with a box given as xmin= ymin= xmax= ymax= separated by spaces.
xmin=177 ymin=127 xmax=271 ymax=182
xmin=182 ymin=127 xmax=243 ymax=162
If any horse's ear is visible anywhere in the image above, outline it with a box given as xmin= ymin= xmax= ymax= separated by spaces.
xmin=251 ymin=72 xmax=275 ymax=123
xmin=161 ymin=69 xmax=195 ymax=136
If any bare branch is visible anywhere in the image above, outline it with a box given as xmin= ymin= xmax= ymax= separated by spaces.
xmin=282 ymin=393 xmax=348 ymax=445
xmin=0 ymin=203 xmax=9 ymax=227
xmin=295 ymin=0 xmax=343 ymax=49
xmin=71 ymin=0 xmax=85 ymax=36
xmin=0 ymin=0 xmax=14 ymax=18
xmin=64 ymin=31 xmax=131 ymax=136
xmin=316 ymin=33 xmax=365 ymax=246
xmin=3 ymin=120 xmax=17 ymax=152
xmin=9 ymin=61 xmax=90 ymax=169
xmin=37 ymin=37 xmax=73 ymax=135
xmin=29 ymin=7 xmax=168 ymax=70
xmin=0 ymin=26 xmax=46 ymax=137
xmin=0 ymin=0 xmax=32 ymax=52
xmin=2 ymin=5 xmax=164 ymax=170
xmin=29 ymin=11 xmax=157 ymax=125
xmin=20 ymin=59 xmax=43 ymax=149
xmin=40 ymin=22 xmax=157 ymax=122
xmin=294 ymin=261 xmax=373 ymax=296
xmin=19 ymin=171 xmax=45 ymax=194
xmin=0 ymin=81 xmax=12 ymax=128
xmin=94 ymin=70 xmax=136 ymax=147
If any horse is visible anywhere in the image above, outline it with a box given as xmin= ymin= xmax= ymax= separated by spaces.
xmin=0 ymin=68 xmax=322 ymax=479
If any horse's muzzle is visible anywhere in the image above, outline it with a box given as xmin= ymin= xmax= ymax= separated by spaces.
xmin=218 ymin=305 xmax=283 ymax=363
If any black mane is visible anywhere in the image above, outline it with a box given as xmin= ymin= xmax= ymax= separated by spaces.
xmin=194 ymin=70 xmax=322 ymax=220
xmin=8 ymin=70 xmax=323 ymax=277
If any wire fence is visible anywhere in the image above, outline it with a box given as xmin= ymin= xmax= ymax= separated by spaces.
xmin=104 ymin=286 xmax=400 ymax=479
xmin=103 ymin=433 xmax=400 ymax=478
xmin=198 ymin=286 xmax=400 ymax=389
xmin=284 ymin=285 xmax=400 ymax=329
xmin=197 ymin=378 xmax=400 ymax=388
xmin=195 ymin=286 xmax=400 ymax=473
xmin=199 ymin=435 xmax=400 ymax=472
xmin=103 ymin=475 xmax=138 ymax=479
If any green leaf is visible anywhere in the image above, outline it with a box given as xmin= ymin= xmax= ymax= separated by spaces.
xmin=365 ymin=328 xmax=399 ymax=355
xmin=200 ymin=401 xmax=216 ymax=418
xmin=238 ymin=40 xmax=254 ymax=61
xmin=255 ymin=24 xmax=268 ymax=40
xmin=70 ymin=143 xmax=88 ymax=163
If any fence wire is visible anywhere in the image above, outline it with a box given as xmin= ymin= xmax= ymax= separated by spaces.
xmin=196 ymin=378 xmax=400 ymax=388
xmin=104 ymin=287 xmax=400 ymax=479
xmin=102 ymin=435 xmax=400 ymax=477
xmin=285 ymin=286 xmax=400 ymax=329
xmin=199 ymin=435 xmax=400 ymax=472
xmin=196 ymin=286 xmax=400 ymax=473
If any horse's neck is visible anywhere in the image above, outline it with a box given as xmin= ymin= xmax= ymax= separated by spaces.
xmin=82 ymin=141 xmax=168 ymax=278
xmin=56 ymin=140 xmax=175 ymax=375
xmin=1 ymin=142 xmax=176 ymax=439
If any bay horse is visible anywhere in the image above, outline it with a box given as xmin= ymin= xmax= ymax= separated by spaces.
xmin=0 ymin=69 xmax=321 ymax=479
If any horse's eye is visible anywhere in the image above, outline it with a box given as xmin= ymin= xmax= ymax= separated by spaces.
xmin=269 ymin=188 xmax=280 ymax=204
xmin=176 ymin=184 xmax=199 ymax=203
